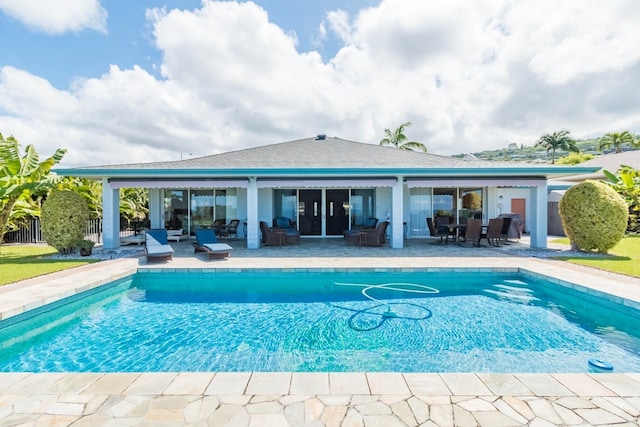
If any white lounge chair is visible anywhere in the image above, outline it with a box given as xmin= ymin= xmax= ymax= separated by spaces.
xmin=145 ymin=229 xmax=174 ymax=262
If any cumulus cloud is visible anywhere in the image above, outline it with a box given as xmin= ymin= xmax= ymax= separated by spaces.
xmin=1 ymin=0 xmax=639 ymax=167
xmin=0 ymin=0 xmax=107 ymax=34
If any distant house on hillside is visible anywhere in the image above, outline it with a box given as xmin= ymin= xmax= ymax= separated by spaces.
xmin=547 ymin=150 xmax=640 ymax=235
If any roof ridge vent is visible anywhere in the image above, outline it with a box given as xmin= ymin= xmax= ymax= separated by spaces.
xmin=315 ymin=134 xmax=326 ymax=140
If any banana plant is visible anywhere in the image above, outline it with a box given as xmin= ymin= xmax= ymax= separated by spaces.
xmin=602 ymin=165 xmax=640 ymax=212
xmin=0 ymin=133 xmax=66 ymax=243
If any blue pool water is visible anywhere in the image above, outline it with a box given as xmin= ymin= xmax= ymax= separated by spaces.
xmin=1 ymin=270 xmax=639 ymax=373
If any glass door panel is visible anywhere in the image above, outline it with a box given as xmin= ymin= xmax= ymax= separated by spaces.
xmin=326 ymin=189 xmax=349 ymax=236
xmin=191 ymin=190 xmax=215 ymax=233
xmin=349 ymin=189 xmax=375 ymax=229
xmin=298 ymin=190 xmax=322 ymax=236
xmin=164 ymin=190 xmax=189 ymax=231
xmin=273 ymin=189 xmax=298 ymax=228
xmin=409 ymin=188 xmax=432 ymax=237
xmin=433 ymin=188 xmax=456 ymax=221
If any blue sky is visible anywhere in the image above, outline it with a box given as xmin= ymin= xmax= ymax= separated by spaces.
xmin=1 ymin=0 xmax=375 ymax=89
xmin=1 ymin=0 xmax=639 ymax=167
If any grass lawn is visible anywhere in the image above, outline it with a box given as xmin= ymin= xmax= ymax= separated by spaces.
xmin=552 ymin=235 xmax=640 ymax=278
xmin=0 ymin=244 xmax=99 ymax=286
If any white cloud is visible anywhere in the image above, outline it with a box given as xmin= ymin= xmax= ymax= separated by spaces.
xmin=1 ymin=0 xmax=640 ymax=167
xmin=0 ymin=0 xmax=107 ymax=34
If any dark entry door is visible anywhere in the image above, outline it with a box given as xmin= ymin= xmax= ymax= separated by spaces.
xmin=326 ymin=189 xmax=349 ymax=236
xmin=298 ymin=190 xmax=322 ymax=236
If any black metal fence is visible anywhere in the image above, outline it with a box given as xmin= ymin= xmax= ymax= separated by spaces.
xmin=3 ymin=218 xmax=138 ymax=244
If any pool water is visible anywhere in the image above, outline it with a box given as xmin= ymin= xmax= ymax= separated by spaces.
xmin=1 ymin=270 xmax=639 ymax=372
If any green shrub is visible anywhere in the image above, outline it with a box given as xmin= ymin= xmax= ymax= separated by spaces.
xmin=559 ymin=180 xmax=628 ymax=253
xmin=41 ymin=190 xmax=90 ymax=254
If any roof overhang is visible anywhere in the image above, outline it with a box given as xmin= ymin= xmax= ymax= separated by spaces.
xmin=54 ymin=165 xmax=601 ymax=180
xmin=108 ymin=179 xmax=248 ymax=189
xmin=406 ymin=178 xmax=546 ymax=188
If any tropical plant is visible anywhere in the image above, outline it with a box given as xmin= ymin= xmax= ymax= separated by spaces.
xmin=603 ymin=165 xmax=640 ymax=233
xmin=535 ymin=130 xmax=578 ymax=164
xmin=603 ymin=165 xmax=640 ymax=210
xmin=0 ymin=133 xmax=66 ymax=244
xmin=120 ymin=187 xmax=149 ymax=230
xmin=598 ymin=131 xmax=637 ymax=153
xmin=41 ymin=190 xmax=90 ymax=254
xmin=56 ymin=177 xmax=102 ymax=219
xmin=555 ymin=152 xmax=594 ymax=165
xmin=559 ymin=180 xmax=628 ymax=253
xmin=379 ymin=122 xmax=427 ymax=152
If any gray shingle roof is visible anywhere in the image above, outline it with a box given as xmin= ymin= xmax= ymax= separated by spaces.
xmin=558 ymin=149 xmax=640 ymax=182
xmin=77 ymin=136 xmax=568 ymax=171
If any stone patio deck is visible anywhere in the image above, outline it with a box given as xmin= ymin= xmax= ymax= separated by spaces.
xmin=1 ymin=237 xmax=639 ymax=426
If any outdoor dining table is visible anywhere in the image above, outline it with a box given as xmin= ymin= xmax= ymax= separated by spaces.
xmin=443 ymin=223 xmax=467 ymax=244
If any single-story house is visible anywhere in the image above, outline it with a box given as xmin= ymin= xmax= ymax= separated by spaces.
xmin=55 ymin=136 xmax=599 ymax=249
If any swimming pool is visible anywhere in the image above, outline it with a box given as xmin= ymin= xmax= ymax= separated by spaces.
xmin=1 ymin=270 xmax=639 ymax=373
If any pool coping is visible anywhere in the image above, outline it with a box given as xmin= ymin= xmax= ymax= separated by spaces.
xmin=1 ymin=255 xmax=640 ymax=424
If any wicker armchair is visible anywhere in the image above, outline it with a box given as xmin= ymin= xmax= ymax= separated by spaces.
xmin=259 ymin=221 xmax=286 ymax=246
xmin=360 ymin=221 xmax=389 ymax=247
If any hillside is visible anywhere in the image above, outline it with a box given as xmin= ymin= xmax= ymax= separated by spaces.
xmin=452 ymin=138 xmax=636 ymax=163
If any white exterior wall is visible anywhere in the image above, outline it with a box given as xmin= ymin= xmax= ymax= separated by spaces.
xmin=102 ymin=178 xmax=120 ymax=249
xmin=495 ymin=188 xmax=531 ymax=232
xmin=258 ymin=188 xmax=273 ymax=224
xmin=391 ymin=176 xmax=404 ymax=248
xmin=403 ymin=184 xmax=411 ymax=238
xmin=246 ymin=178 xmax=259 ymax=249
xmin=148 ymin=188 xmax=163 ymax=229
xmin=530 ymin=185 xmax=548 ymax=248
xmin=486 ymin=187 xmax=499 ymax=221
xmin=375 ymin=187 xmax=392 ymax=222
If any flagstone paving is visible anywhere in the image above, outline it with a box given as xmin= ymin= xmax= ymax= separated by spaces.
xmin=1 ymin=237 xmax=639 ymax=426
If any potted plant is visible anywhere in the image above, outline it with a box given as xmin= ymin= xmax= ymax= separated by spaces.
xmin=77 ymin=239 xmax=95 ymax=256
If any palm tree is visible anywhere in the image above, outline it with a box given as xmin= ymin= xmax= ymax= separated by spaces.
xmin=0 ymin=133 xmax=66 ymax=243
xmin=535 ymin=130 xmax=578 ymax=164
xmin=598 ymin=131 xmax=637 ymax=153
xmin=379 ymin=122 xmax=427 ymax=152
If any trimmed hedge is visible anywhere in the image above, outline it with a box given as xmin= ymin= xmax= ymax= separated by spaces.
xmin=559 ymin=180 xmax=628 ymax=253
xmin=41 ymin=190 xmax=90 ymax=254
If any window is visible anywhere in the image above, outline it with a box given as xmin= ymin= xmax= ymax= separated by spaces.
xmin=350 ymin=189 xmax=375 ymax=227
xmin=409 ymin=188 xmax=432 ymax=237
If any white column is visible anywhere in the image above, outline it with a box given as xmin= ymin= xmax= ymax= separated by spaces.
xmin=246 ymin=177 xmax=259 ymax=249
xmin=530 ymin=185 xmax=548 ymax=248
xmin=102 ymin=178 xmax=120 ymax=249
xmin=391 ymin=176 xmax=404 ymax=249
xmin=148 ymin=188 xmax=163 ymax=229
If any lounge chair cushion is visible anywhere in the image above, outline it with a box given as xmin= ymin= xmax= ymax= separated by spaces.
xmin=146 ymin=229 xmax=170 ymax=245
xmin=145 ymin=233 xmax=174 ymax=254
xmin=146 ymin=244 xmax=174 ymax=256
xmin=195 ymin=229 xmax=218 ymax=245
xmin=202 ymin=243 xmax=233 ymax=253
